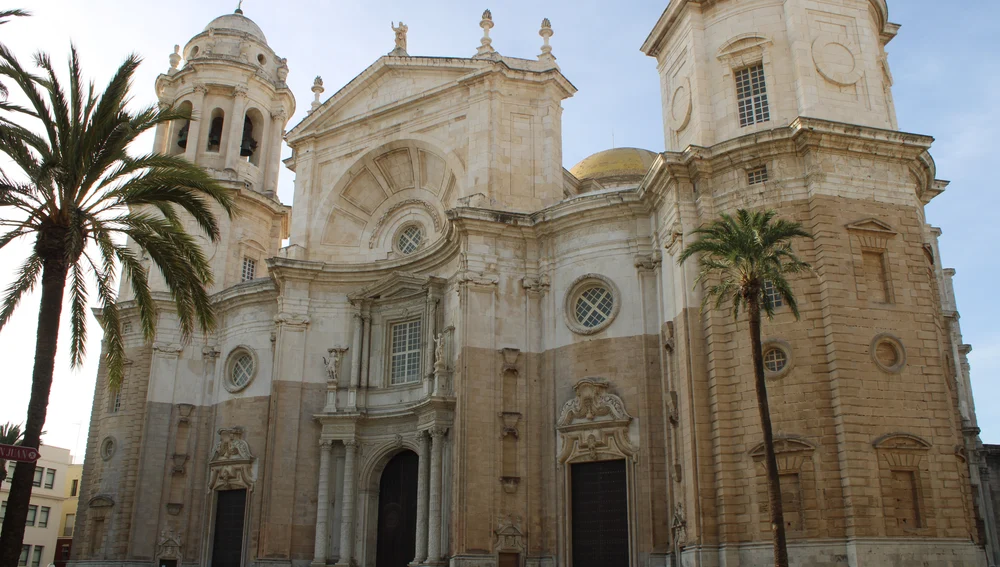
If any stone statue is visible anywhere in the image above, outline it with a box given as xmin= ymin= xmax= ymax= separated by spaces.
xmin=323 ymin=347 xmax=347 ymax=384
xmin=433 ymin=333 xmax=447 ymax=373
xmin=390 ymin=21 xmax=408 ymax=56
xmin=276 ymin=57 xmax=289 ymax=82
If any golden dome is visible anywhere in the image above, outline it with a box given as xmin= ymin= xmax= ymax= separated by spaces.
xmin=569 ymin=147 xmax=657 ymax=185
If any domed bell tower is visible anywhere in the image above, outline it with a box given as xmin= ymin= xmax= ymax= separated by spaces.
xmin=143 ymin=8 xmax=296 ymax=294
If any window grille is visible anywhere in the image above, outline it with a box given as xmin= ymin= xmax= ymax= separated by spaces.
xmin=390 ymin=320 xmax=422 ymax=385
xmin=764 ymin=348 xmax=788 ymax=373
xmin=736 ymin=63 xmax=770 ymax=127
xmin=575 ymin=286 xmax=615 ymax=329
xmin=241 ymin=257 xmax=257 ymax=283
xmin=763 ymin=280 xmax=783 ymax=309
xmin=748 ymin=165 xmax=768 ymax=185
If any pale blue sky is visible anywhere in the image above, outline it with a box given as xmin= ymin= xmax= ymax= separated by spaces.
xmin=1 ymin=1 xmax=997 ymax=460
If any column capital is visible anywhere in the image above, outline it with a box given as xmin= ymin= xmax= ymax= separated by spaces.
xmin=429 ymin=426 xmax=448 ymax=439
xmin=343 ymin=438 xmax=359 ymax=448
xmin=319 ymin=439 xmax=335 ymax=450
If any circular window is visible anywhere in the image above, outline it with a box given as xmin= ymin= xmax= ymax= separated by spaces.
xmin=190 ymin=46 xmax=200 ymax=58
xmin=257 ymin=53 xmax=266 ymax=65
xmin=871 ymin=334 xmax=906 ymax=373
xmin=396 ymin=225 xmax=424 ymax=255
xmin=762 ymin=340 xmax=793 ymax=379
xmin=564 ymin=274 xmax=621 ymax=335
xmin=100 ymin=437 xmax=116 ymax=461
xmin=764 ymin=348 xmax=787 ymax=373
xmin=225 ymin=347 xmax=258 ymax=393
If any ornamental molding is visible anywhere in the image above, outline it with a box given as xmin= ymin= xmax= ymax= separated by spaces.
xmin=557 ymin=378 xmax=636 ymax=464
xmin=495 ymin=514 xmax=526 ymax=554
xmin=274 ymin=312 xmax=311 ymax=328
xmin=368 ymin=198 xmax=443 ymax=249
xmin=208 ymin=427 xmax=256 ymax=491
xmin=156 ymin=529 xmax=183 ymax=561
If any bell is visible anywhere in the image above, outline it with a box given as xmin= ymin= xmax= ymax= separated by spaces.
xmin=176 ymin=123 xmax=189 ymax=149
xmin=207 ymin=116 xmax=224 ymax=151
xmin=240 ymin=116 xmax=257 ymax=157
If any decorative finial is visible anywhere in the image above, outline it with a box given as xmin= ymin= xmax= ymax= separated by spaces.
xmin=168 ymin=44 xmax=182 ymax=73
xmin=389 ymin=21 xmax=409 ymax=57
xmin=474 ymin=8 xmax=497 ymax=59
xmin=538 ymin=18 xmax=556 ymax=67
xmin=309 ymin=76 xmax=324 ymax=114
xmin=235 ymin=0 xmax=244 ymax=14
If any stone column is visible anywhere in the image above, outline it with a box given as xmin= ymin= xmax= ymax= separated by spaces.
xmin=184 ymin=85 xmax=208 ymax=163
xmin=348 ymin=309 xmax=363 ymax=411
xmin=225 ymin=86 xmax=249 ymax=171
xmin=337 ymin=439 xmax=357 ymax=566
xmin=427 ymin=427 xmax=446 ymax=563
xmin=413 ymin=431 xmax=431 ymax=563
xmin=265 ymin=110 xmax=286 ymax=195
xmin=359 ymin=307 xmax=372 ymax=407
xmin=151 ymin=103 xmax=170 ymax=155
xmin=312 ymin=440 xmax=334 ymax=566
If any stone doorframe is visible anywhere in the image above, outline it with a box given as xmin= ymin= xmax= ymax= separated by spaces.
xmin=202 ymin=427 xmax=256 ymax=567
xmin=556 ymin=378 xmax=639 ymax=567
xmin=358 ymin=436 xmax=423 ymax=567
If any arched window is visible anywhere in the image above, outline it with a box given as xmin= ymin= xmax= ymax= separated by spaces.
xmin=171 ymin=101 xmax=193 ymax=156
xmin=241 ymin=108 xmax=263 ymax=165
xmin=207 ymin=108 xmax=225 ymax=152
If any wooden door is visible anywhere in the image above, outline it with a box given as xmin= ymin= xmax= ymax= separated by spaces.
xmin=571 ymin=459 xmax=629 ymax=567
xmin=211 ymin=489 xmax=247 ymax=567
xmin=375 ymin=451 xmax=419 ymax=567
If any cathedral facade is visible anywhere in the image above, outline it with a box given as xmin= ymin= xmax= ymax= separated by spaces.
xmin=71 ymin=1 xmax=994 ymax=567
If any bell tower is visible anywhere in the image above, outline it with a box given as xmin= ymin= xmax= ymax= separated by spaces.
xmin=144 ymin=8 xmax=296 ymax=293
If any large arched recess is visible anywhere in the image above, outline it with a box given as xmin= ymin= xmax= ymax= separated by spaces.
xmin=312 ymin=138 xmax=466 ymax=264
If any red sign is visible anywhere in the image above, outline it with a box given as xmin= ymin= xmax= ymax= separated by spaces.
xmin=0 ymin=444 xmax=39 ymax=462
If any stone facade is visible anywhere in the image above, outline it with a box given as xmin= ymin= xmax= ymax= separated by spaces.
xmin=71 ymin=2 xmax=993 ymax=567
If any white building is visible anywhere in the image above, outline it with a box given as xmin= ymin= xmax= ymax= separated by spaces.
xmin=2 ymin=444 xmax=72 ymax=567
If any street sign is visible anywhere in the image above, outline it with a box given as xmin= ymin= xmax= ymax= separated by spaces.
xmin=0 ymin=444 xmax=39 ymax=462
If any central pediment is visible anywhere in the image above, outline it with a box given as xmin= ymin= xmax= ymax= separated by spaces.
xmin=348 ymin=271 xmax=447 ymax=303
xmin=287 ymin=55 xmax=575 ymax=142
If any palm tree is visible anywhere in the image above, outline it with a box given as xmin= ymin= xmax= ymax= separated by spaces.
xmin=0 ymin=422 xmax=25 ymax=484
xmin=0 ymin=45 xmax=234 ymax=566
xmin=678 ymin=209 xmax=811 ymax=567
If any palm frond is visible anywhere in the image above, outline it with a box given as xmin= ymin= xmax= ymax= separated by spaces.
xmin=0 ymin=253 xmax=42 ymax=332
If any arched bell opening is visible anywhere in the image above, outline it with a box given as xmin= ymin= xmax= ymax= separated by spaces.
xmin=207 ymin=108 xmax=225 ymax=152
xmin=241 ymin=108 xmax=263 ymax=165
xmin=171 ymin=100 xmax=193 ymax=156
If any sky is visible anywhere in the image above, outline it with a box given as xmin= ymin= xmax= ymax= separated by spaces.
xmin=0 ymin=0 xmax=998 ymax=462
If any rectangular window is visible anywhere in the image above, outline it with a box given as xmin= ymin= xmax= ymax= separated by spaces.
xmin=26 ymin=505 xmax=37 ymax=526
xmin=747 ymin=165 xmax=768 ymax=185
xmin=862 ymin=250 xmax=890 ymax=303
xmin=241 ymin=257 xmax=257 ymax=283
xmin=736 ymin=63 xmax=770 ymax=127
xmin=32 ymin=467 xmax=42 ymax=487
xmin=763 ymin=280 xmax=784 ymax=309
xmin=389 ymin=319 xmax=422 ymax=385
xmin=38 ymin=506 xmax=49 ymax=528
xmin=112 ymin=390 xmax=122 ymax=413
xmin=44 ymin=468 xmax=55 ymax=489
xmin=64 ymin=513 xmax=76 ymax=537
xmin=71 ymin=479 xmax=79 ymax=497
xmin=31 ymin=546 xmax=42 ymax=567
xmin=18 ymin=545 xmax=29 ymax=567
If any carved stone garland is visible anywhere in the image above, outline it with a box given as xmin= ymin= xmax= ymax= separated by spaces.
xmin=557 ymin=378 xmax=637 ymax=464
xmin=208 ymin=427 xmax=256 ymax=491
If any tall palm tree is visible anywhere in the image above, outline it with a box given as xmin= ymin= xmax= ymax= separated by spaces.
xmin=0 ymin=45 xmax=234 ymax=565
xmin=0 ymin=422 xmax=25 ymax=485
xmin=678 ymin=209 xmax=811 ymax=567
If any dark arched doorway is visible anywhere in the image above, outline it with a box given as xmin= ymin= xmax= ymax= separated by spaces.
xmin=375 ymin=450 xmax=418 ymax=567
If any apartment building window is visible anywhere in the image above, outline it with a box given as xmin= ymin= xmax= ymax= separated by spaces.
xmin=32 ymin=467 xmax=42 ymax=487
xmin=26 ymin=505 xmax=37 ymax=526
xmin=18 ymin=545 xmax=28 ymax=567
xmin=241 ymin=256 xmax=257 ymax=282
xmin=38 ymin=506 xmax=49 ymax=528
xmin=389 ymin=319 xmax=422 ymax=385
xmin=736 ymin=63 xmax=770 ymax=127
xmin=30 ymin=546 xmax=42 ymax=567
xmin=44 ymin=468 xmax=55 ymax=489
xmin=71 ymin=479 xmax=79 ymax=497
xmin=63 ymin=513 xmax=76 ymax=537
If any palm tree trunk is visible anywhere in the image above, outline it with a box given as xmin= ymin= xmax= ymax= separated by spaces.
xmin=0 ymin=256 xmax=68 ymax=567
xmin=749 ymin=301 xmax=789 ymax=567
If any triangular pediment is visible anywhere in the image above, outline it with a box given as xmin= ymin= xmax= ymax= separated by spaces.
xmin=288 ymin=57 xmax=485 ymax=140
xmin=845 ymin=218 xmax=897 ymax=235
xmin=348 ymin=271 xmax=446 ymax=302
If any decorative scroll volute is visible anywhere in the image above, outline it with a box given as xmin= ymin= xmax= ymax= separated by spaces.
xmin=557 ymin=378 xmax=636 ymax=464
xmin=208 ymin=427 xmax=256 ymax=491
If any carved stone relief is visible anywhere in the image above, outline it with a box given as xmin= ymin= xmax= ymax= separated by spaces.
xmin=208 ymin=427 xmax=256 ymax=491
xmin=557 ymin=378 xmax=636 ymax=464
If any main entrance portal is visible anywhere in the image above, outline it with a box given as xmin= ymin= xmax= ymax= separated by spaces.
xmin=375 ymin=450 xmax=419 ymax=567
xmin=211 ymin=489 xmax=247 ymax=567
xmin=571 ymin=459 xmax=629 ymax=567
